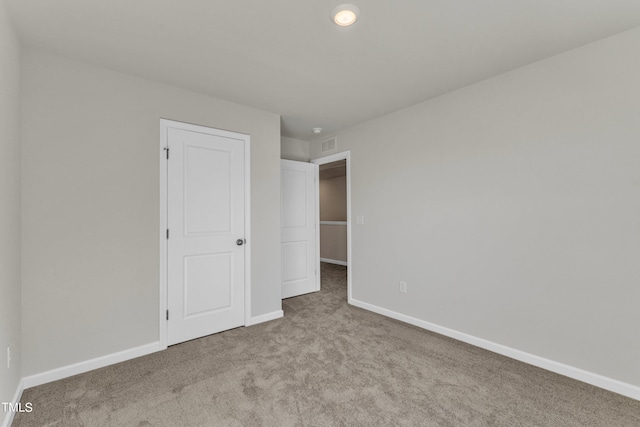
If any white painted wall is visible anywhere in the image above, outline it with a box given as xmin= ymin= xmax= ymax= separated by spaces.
xmin=0 ymin=2 xmax=22 ymax=423
xmin=281 ymin=136 xmax=310 ymax=161
xmin=310 ymin=28 xmax=640 ymax=387
xmin=320 ymin=175 xmax=347 ymax=221
xmin=21 ymin=49 xmax=282 ymax=377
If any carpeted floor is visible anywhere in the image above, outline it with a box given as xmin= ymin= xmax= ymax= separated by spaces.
xmin=13 ymin=263 xmax=640 ymax=426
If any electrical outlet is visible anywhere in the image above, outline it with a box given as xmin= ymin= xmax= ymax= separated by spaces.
xmin=7 ymin=346 xmax=11 ymax=369
xmin=399 ymin=281 xmax=407 ymax=294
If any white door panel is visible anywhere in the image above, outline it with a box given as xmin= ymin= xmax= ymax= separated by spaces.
xmin=281 ymin=160 xmax=318 ymax=298
xmin=184 ymin=253 xmax=232 ymax=316
xmin=183 ymin=144 xmax=232 ymax=234
xmin=167 ymin=125 xmax=246 ymax=345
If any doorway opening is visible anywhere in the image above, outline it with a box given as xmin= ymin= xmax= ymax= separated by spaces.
xmin=312 ymin=151 xmax=352 ymax=302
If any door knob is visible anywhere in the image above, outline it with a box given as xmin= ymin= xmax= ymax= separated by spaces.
xmin=236 ymin=239 xmax=245 ymax=246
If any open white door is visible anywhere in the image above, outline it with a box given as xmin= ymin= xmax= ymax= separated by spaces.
xmin=281 ymin=160 xmax=318 ymax=298
xmin=166 ymin=122 xmax=247 ymax=346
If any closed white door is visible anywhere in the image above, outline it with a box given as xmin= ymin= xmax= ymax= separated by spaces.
xmin=281 ymin=160 xmax=318 ymax=298
xmin=167 ymin=124 xmax=246 ymax=345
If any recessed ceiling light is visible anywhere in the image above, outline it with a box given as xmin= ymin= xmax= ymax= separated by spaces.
xmin=312 ymin=127 xmax=323 ymax=135
xmin=331 ymin=4 xmax=359 ymax=27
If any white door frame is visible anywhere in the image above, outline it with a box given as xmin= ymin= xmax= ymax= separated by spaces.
xmin=159 ymin=119 xmax=251 ymax=349
xmin=311 ymin=151 xmax=352 ymax=303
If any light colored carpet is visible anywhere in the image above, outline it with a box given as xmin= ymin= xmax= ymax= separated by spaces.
xmin=13 ymin=263 xmax=640 ymax=426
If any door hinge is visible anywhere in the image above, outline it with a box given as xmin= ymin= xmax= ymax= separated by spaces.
xmin=166 ymin=310 xmax=169 ymax=321
xmin=166 ymin=229 xmax=169 ymax=239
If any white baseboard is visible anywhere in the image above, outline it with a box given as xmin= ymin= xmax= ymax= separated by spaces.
xmin=1 ymin=378 xmax=24 ymax=427
xmin=320 ymin=258 xmax=348 ymax=266
xmin=349 ymin=298 xmax=640 ymax=401
xmin=247 ymin=310 xmax=284 ymax=326
xmin=22 ymin=342 xmax=161 ymax=390
xmin=18 ymin=312 xmax=283 ymax=392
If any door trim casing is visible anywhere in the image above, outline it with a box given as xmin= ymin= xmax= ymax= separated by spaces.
xmin=159 ymin=119 xmax=251 ymax=349
xmin=311 ymin=151 xmax=352 ymax=303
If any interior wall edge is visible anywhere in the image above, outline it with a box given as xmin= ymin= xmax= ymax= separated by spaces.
xmin=0 ymin=0 xmax=23 ymax=425
xmin=0 ymin=379 xmax=24 ymax=427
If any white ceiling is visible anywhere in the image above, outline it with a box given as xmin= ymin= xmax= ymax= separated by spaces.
xmin=6 ymin=1 xmax=640 ymax=141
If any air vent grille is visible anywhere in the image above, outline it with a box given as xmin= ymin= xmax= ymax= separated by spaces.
xmin=321 ymin=137 xmax=337 ymax=153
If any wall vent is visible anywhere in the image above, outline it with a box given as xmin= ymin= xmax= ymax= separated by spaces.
xmin=321 ymin=137 xmax=337 ymax=153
